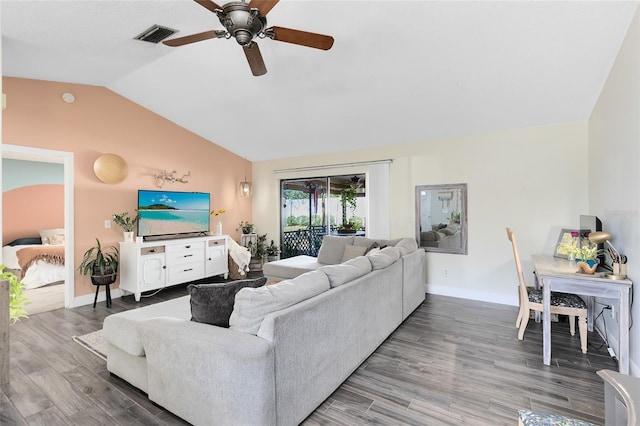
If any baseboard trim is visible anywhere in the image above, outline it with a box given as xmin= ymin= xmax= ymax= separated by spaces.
xmin=72 ymin=288 xmax=123 ymax=308
xmin=426 ymin=284 xmax=517 ymax=307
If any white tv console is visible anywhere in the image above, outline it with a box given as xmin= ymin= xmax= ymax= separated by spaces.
xmin=119 ymin=235 xmax=228 ymax=302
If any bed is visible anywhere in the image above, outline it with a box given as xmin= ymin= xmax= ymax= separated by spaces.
xmin=2 ymin=236 xmax=66 ymax=290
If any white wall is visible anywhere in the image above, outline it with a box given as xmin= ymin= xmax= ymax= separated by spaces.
xmin=589 ymin=6 xmax=640 ymax=375
xmin=254 ymin=122 xmax=588 ymax=306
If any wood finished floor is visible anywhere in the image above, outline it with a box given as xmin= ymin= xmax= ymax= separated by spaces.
xmin=0 ymin=286 xmax=616 ymax=425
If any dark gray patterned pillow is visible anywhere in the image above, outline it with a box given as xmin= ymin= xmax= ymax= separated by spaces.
xmin=188 ymin=277 xmax=267 ymax=327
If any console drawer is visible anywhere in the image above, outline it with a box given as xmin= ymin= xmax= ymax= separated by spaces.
xmin=141 ymin=246 xmax=165 ymax=256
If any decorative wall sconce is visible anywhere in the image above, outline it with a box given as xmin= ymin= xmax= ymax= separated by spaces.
xmin=154 ymin=170 xmax=191 ymax=188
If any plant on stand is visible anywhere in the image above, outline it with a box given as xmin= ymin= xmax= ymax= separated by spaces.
xmin=210 ymin=208 xmax=226 ymax=235
xmin=236 ymin=221 xmax=255 ymax=234
xmin=113 ymin=211 xmax=139 ymax=242
xmin=78 ymin=238 xmax=119 ymax=284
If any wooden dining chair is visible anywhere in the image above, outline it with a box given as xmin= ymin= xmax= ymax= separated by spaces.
xmin=506 ymin=227 xmax=588 ymax=353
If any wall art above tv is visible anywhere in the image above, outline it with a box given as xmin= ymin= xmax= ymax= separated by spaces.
xmin=137 ymin=190 xmax=210 ymax=239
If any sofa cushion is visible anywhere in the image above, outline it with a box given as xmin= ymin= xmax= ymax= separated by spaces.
xmin=229 ymin=270 xmax=330 ymax=335
xmin=366 ymin=247 xmax=381 ymax=256
xmin=317 ymin=235 xmax=354 ymax=265
xmin=421 ymin=231 xmax=440 ymax=242
xmin=394 ymin=238 xmax=418 ymax=256
xmin=367 ymin=246 xmax=401 ymax=270
xmin=319 ymin=256 xmax=372 ymax=288
xmin=440 ymin=227 xmax=456 ymax=236
xmin=262 ymin=255 xmax=322 ymax=279
xmin=103 ymin=295 xmax=191 ymax=356
xmin=341 ymin=244 xmax=367 ymax=262
xmin=188 ymin=277 xmax=267 ymax=327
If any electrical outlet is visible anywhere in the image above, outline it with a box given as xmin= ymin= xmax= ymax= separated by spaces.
xmin=444 ymin=269 xmax=448 ymax=276
xmin=105 ymin=219 xmax=111 ymax=229
xmin=611 ymin=305 xmax=616 ymax=320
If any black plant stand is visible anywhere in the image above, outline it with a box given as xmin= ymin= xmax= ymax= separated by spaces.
xmin=91 ymin=274 xmax=116 ymax=308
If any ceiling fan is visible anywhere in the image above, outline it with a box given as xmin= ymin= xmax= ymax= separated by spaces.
xmin=163 ymin=0 xmax=334 ymax=76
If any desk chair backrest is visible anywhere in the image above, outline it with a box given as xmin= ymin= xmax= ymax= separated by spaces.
xmin=506 ymin=227 xmax=529 ymax=302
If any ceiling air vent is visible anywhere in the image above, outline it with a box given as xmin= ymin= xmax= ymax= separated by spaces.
xmin=135 ymin=25 xmax=177 ymax=44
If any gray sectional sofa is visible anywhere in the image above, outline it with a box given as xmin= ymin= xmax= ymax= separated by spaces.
xmin=102 ymin=235 xmax=426 ymax=426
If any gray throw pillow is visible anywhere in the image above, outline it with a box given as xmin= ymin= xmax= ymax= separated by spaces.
xmin=188 ymin=277 xmax=267 ymax=327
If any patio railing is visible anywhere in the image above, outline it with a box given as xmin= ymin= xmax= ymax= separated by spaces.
xmin=281 ymin=226 xmax=326 ymax=258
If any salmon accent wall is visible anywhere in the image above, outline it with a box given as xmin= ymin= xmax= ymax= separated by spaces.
xmin=2 ymin=184 xmax=64 ymax=245
xmin=2 ymin=77 xmax=253 ymax=300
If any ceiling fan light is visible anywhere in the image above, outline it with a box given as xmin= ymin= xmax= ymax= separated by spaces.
xmin=235 ymin=29 xmax=253 ymax=45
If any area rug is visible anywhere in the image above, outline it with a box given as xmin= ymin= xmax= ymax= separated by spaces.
xmin=72 ymin=329 xmax=107 ymax=361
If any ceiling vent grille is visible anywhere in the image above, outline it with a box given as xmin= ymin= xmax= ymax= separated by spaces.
xmin=135 ymin=25 xmax=177 ymax=44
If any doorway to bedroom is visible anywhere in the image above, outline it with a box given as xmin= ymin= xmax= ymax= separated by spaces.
xmin=1 ymin=145 xmax=74 ymax=313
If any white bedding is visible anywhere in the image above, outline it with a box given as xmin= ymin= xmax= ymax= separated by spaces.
xmin=2 ymin=244 xmax=66 ymax=289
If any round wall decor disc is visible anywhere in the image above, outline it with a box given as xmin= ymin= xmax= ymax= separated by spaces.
xmin=93 ymin=153 xmax=128 ymax=184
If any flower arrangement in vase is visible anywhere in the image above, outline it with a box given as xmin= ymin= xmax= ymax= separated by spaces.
xmin=210 ymin=208 xmax=226 ymax=235
xmin=562 ymin=243 xmax=600 ymax=274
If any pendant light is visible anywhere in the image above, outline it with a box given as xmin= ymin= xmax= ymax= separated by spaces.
xmin=239 ymin=156 xmax=252 ymax=197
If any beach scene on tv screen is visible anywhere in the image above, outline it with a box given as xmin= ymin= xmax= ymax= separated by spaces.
xmin=138 ymin=191 xmax=209 ymax=236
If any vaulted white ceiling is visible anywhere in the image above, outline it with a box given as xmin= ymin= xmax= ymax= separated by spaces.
xmin=2 ymin=1 xmax=638 ymax=161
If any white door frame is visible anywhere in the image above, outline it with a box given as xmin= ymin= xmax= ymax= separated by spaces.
xmin=1 ymin=144 xmax=75 ymax=308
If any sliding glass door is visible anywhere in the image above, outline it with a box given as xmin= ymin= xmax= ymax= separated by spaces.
xmin=280 ymin=174 xmax=367 ymax=258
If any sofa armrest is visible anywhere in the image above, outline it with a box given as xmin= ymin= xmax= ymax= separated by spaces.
xmin=138 ymin=318 xmax=276 ymax=426
xmin=401 ymin=249 xmax=426 ymax=319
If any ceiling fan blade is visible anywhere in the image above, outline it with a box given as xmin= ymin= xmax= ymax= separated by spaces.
xmin=248 ymin=0 xmax=279 ymax=16
xmin=194 ymin=0 xmax=223 ymax=13
xmin=269 ymin=26 xmax=334 ymax=50
xmin=243 ymin=43 xmax=267 ymax=76
xmin=163 ymin=30 xmax=223 ymax=47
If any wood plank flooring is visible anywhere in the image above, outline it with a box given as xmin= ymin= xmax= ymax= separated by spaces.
xmin=0 ymin=286 xmax=616 ymax=425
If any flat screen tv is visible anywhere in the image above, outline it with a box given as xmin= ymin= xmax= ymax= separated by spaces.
xmin=137 ymin=190 xmax=210 ymax=239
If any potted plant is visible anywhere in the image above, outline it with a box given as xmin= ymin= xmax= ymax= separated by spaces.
xmin=113 ymin=211 xmax=139 ymax=242
xmin=338 ymin=188 xmax=358 ymax=232
xmin=1 ymin=266 xmax=28 ymax=387
xmin=266 ymin=240 xmax=280 ymax=262
xmin=247 ymin=233 xmax=268 ymax=269
xmin=236 ymin=221 xmax=255 ymax=234
xmin=1 ymin=266 xmax=28 ymax=324
xmin=78 ymin=238 xmax=119 ymax=285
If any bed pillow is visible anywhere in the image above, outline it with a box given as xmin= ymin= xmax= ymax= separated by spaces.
xmin=39 ymin=228 xmax=65 ymax=245
xmin=6 ymin=237 xmax=42 ymax=246
xmin=188 ymin=277 xmax=267 ymax=327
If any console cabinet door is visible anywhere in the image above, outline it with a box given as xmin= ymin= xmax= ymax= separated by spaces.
xmin=140 ymin=249 xmax=166 ymax=290
xmin=206 ymin=239 xmax=227 ymax=276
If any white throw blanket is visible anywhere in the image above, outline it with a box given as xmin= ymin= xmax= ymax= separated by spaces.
xmin=228 ymin=238 xmax=251 ymax=276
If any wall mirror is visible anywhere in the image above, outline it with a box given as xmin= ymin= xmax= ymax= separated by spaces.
xmin=415 ymin=183 xmax=467 ymax=254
